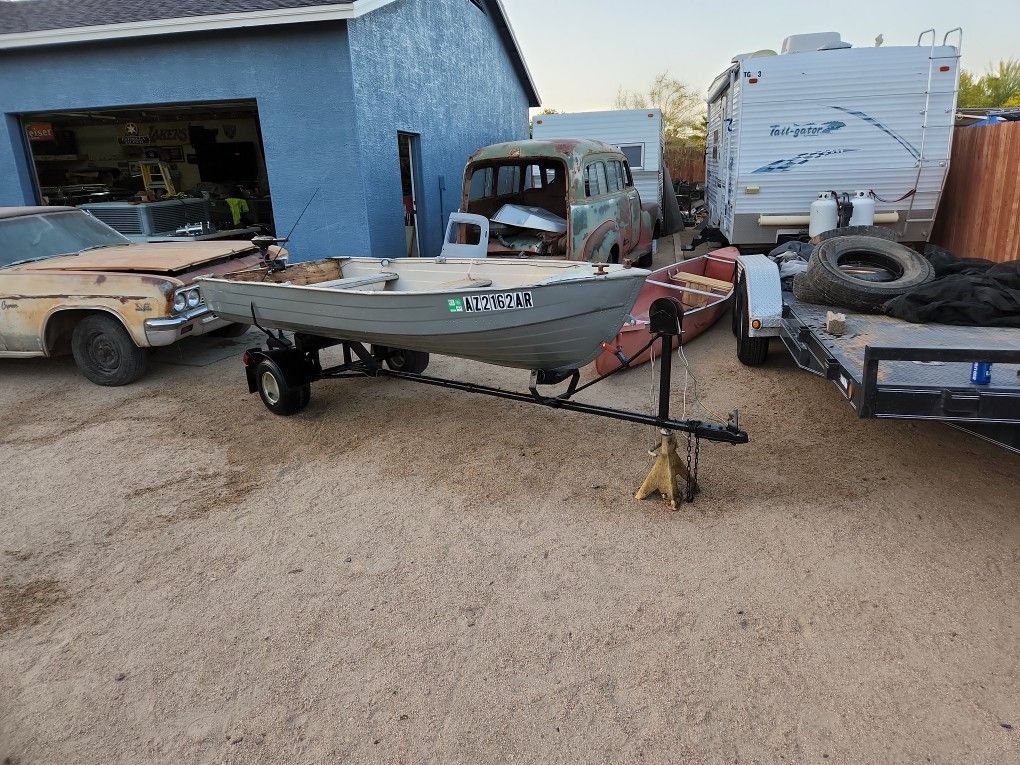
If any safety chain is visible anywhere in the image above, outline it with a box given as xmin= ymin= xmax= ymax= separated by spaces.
xmin=684 ymin=432 xmax=701 ymax=503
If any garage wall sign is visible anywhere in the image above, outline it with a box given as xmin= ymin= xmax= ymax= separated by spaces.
xmin=26 ymin=123 xmax=54 ymax=141
xmin=118 ymin=122 xmax=190 ymax=146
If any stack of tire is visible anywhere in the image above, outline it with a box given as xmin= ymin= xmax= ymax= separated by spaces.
xmin=792 ymin=226 xmax=936 ymax=313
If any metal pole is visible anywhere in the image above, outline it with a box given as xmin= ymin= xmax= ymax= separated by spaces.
xmin=657 ymin=332 xmax=673 ymax=422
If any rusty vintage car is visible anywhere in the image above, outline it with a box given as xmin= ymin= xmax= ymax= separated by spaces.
xmin=0 ymin=206 xmax=268 ymax=385
xmin=461 ymin=139 xmax=658 ymax=266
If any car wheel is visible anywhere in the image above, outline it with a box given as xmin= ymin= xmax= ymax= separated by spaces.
xmin=71 ymin=314 xmax=148 ymax=386
xmin=255 ymin=358 xmax=309 ymax=416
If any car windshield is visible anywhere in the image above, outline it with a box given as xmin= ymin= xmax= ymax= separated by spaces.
xmin=0 ymin=210 xmax=130 ymax=268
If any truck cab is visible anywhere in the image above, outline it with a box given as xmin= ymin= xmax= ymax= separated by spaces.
xmin=461 ymin=139 xmax=656 ymax=265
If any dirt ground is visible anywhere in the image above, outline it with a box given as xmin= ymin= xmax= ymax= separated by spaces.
xmin=1 ymin=245 xmax=1018 ymax=764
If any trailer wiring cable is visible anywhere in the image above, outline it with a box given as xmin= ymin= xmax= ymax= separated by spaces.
xmin=869 ymin=188 xmax=917 ymax=204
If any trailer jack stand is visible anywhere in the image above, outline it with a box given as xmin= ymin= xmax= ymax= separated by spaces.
xmin=635 ymin=430 xmax=699 ymax=510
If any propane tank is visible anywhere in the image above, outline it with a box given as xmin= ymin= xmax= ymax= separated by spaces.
xmin=809 ymin=192 xmax=838 ymax=237
xmin=849 ymin=190 xmax=876 ymax=226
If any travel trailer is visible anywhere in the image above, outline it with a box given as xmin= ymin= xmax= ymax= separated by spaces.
xmin=704 ymin=30 xmax=962 ymax=246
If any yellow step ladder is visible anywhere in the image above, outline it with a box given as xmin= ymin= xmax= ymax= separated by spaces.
xmin=139 ymin=160 xmax=176 ymax=196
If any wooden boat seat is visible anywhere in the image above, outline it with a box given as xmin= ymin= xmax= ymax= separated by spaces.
xmin=669 ymin=272 xmax=732 ymax=292
xmin=432 ymin=277 xmax=494 ymax=289
xmin=315 ymin=272 xmax=398 ymax=290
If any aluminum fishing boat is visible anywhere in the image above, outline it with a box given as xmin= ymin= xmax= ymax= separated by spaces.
xmin=200 ymin=255 xmax=648 ymax=373
xmin=594 ymin=247 xmax=738 ymax=375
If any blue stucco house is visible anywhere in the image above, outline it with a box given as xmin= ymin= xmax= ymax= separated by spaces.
xmin=0 ymin=0 xmax=540 ymax=259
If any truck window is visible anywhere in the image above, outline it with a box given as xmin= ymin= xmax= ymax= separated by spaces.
xmin=621 ymin=161 xmax=634 ymax=187
xmin=496 ymin=165 xmax=521 ymax=196
xmin=469 ymin=167 xmax=493 ymax=201
xmin=585 ymin=162 xmax=608 ymax=197
xmin=606 ymin=161 xmax=623 ymax=193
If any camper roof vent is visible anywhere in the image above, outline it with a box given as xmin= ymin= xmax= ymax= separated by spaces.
xmin=781 ymin=32 xmax=849 ymax=54
xmin=730 ymin=49 xmax=778 ymax=64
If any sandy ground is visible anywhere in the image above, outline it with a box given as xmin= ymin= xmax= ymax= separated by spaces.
xmin=1 ymin=244 xmax=1018 ymax=764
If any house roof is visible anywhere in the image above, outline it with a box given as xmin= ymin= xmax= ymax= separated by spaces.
xmin=0 ymin=0 xmax=361 ymax=34
xmin=0 ymin=0 xmax=540 ymax=106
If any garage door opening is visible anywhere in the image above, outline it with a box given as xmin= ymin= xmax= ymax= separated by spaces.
xmin=21 ymin=100 xmax=274 ymax=242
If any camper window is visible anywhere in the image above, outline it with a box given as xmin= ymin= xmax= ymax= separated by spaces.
xmin=619 ymin=144 xmax=644 ymax=170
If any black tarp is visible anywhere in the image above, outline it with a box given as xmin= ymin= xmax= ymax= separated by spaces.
xmin=884 ymin=257 xmax=1020 ymax=328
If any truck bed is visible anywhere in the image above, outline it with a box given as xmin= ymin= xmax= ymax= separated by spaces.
xmin=779 ymin=293 xmax=1020 ymax=449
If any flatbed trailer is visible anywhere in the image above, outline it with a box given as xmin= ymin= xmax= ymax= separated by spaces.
xmin=736 ymin=254 xmax=1020 ymax=452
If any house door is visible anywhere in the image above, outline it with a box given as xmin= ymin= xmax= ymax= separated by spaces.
xmin=398 ymin=133 xmax=422 ymax=257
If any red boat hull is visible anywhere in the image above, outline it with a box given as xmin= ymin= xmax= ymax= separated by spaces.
xmin=594 ymin=247 xmax=739 ymax=375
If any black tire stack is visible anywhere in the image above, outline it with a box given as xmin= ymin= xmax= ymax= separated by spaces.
xmin=793 ymin=234 xmax=935 ymax=313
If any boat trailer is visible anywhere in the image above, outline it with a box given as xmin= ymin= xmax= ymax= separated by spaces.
xmin=241 ymin=298 xmax=749 ymax=509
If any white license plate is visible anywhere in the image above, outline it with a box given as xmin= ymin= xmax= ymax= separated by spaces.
xmin=448 ymin=291 xmax=534 ymax=313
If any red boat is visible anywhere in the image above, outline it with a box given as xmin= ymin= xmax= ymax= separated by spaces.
xmin=594 ymin=247 xmax=739 ymax=375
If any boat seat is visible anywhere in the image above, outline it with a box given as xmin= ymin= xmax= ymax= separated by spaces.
xmin=315 ymin=272 xmax=398 ymax=290
xmin=669 ymin=272 xmax=732 ymax=291
xmin=432 ymin=276 xmax=493 ymax=289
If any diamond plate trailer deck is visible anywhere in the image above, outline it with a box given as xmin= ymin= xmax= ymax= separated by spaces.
xmin=735 ymin=254 xmax=1020 ymax=452
xmin=779 ymin=293 xmax=1020 ymax=451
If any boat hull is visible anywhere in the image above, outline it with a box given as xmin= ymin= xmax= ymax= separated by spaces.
xmin=594 ymin=248 xmax=738 ymax=375
xmin=201 ymin=264 xmax=647 ymax=373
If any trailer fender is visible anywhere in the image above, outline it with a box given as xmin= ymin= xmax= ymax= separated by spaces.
xmin=243 ymin=347 xmax=315 ymax=393
xmin=736 ymin=254 xmax=783 ymax=338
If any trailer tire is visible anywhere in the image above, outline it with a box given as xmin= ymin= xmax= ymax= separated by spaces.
xmin=811 ymin=225 xmax=898 ymax=244
xmin=736 ymin=284 xmax=769 ymax=366
xmin=800 ymin=235 xmax=935 ymax=312
xmin=377 ymin=346 xmax=430 ymax=374
xmin=255 ymin=358 xmax=310 ymax=416
xmin=731 ymin=276 xmax=743 ymax=337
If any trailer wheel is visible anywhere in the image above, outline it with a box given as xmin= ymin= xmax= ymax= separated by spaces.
xmin=736 ymin=285 xmax=769 ymax=366
xmin=731 ymin=276 xmax=744 ymax=337
xmin=801 ymin=235 xmax=935 ymax=312
xmin=255 ymin=358 xmax=310 ymax=416
xmin=375 ymin=346 xmax=430 ymax=374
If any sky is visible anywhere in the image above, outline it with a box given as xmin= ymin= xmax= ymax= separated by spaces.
xmin=500 ymin=0 xmax=1019 ymax=112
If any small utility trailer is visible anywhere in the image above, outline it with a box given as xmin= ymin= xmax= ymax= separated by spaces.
xmin=735 ymin=254 xmax=1020 ymax=451
xmin=241 ymin=298 xmax=750 ymax=509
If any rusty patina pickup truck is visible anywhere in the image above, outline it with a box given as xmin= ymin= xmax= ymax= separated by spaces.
xmin=461 ymin=139 xmax=658 ymax=266
xmin=0 ymin=206 xmax=268 ymax=385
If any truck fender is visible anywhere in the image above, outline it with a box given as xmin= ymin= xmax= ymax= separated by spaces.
xmin=579 ymin=219 xmax=620 ymax=262
xmin=736 ymin=254 xmax=783 ymax=338
xmin=641 ymin=202 xmax=662 ymax=235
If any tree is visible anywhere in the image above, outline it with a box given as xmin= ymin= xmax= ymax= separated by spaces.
xmin=958 ymin=59 xmax=1020 ymax=107
xmin=614 ymin=72 xmax=705 ymax=145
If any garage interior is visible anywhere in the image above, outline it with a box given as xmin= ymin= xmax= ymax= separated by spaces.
xmin=22 ymin=100 xmax=275 ymax=241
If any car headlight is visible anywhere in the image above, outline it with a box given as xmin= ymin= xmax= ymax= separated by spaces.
xmin=173 ymin=292 xmax=188 ymax=313
xmin=186 ymin=289 xmax=201 ymax=308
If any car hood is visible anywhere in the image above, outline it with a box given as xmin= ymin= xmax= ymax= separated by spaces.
xmin=15 ymin=241 xmax=259 ymax=275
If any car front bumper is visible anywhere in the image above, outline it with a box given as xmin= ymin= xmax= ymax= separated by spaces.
xmin=144 ymin=305 xmax=232 ymax=347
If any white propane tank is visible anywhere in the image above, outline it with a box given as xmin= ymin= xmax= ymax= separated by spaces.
xmin=809 ymin=192 xmax=838 ymax=237
xmin=849 ymin=190 xmax=876 ymax=226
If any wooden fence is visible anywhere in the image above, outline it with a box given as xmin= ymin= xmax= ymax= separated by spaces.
xmin=932 ymin=121 xmax=1020 ymax=263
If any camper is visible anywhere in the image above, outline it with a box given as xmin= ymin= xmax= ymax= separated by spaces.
xmin=532 ymin=109 xmax=665 ymax=238
xmin=704 ymin=30 xmax=962 ymax=246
